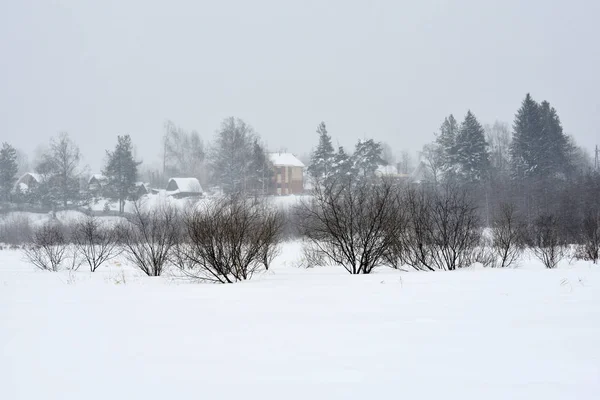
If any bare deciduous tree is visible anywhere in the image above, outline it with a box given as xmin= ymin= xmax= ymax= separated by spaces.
xmin=119 ymin=201 xmax=180 ymax=276
xmin=491 ymin=203 xmax=526 ymax=268
xmin=529 ymin=214 xmax=566 ymax=269
xmin=297 ymin=178 xmax=402 ymax=274
xmin=22 ymin=222 xmax=68 ymax=271
xmin=174 ymin=197 xmax=283 ymax=283
xmin=72 ymin=215 xmax=121 ymax=272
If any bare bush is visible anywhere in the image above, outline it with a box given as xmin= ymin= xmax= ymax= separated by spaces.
xmin=174 ymin=197 xmax=283 ymax=283
xmin=22 ymin=221 xmax=68 ymax=271
xmin=296 ymin=178 xmax=403 ymax=274
xmin=398 ymin=188 xmax=436 ymax=271
xmin=400 ymin=184 xmax=480 ymax=271
xmin=0 ymin=213 xmax=33 ymax=245
xmin=577 ymin=209 xmax=600 ymax=263
xmin=72 ymin=215 xmax=121 ymax=272
xmin=119 ymin=201 xmax=180 ymax=276
xmin=491 ymin=203 xmax=526 ymax=268
xmin=529 ymin=214 xmax=566 ymax=269
xmin=427 ymin=183 xmax=481 ymax=270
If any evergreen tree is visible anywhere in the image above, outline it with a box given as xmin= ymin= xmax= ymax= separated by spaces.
xmin=247 ymin=138 xmax=273 ymax=195
xmin=352 ymin=138 xmax=384 ymax=179
xmin=510 ymin=94 xmax=572 ymax=180
xmin=435 ymin=114 xmax=459 ymax=172
xmin=510 ymin=93 xmax=544 ymax=179
xmin=454 ymin=111 xmax=490 ymax=182
xmin=332 ymin=146 xmax=355 ymax=181
xmin=103 ymin=135 xmax=140 ymax=213
xmin=307 ymin=122 xmax=335 ymax=182
xmin=539 ymin=101 xmax=571 ymax=177
xmin=208 ymin=117 xmax=255 ymax=194
xmin=0 ymin=142 xmax=18 ymax=202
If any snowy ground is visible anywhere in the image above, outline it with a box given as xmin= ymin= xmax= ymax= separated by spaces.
xmin=1 ymin=242 xmax=599 ymax=399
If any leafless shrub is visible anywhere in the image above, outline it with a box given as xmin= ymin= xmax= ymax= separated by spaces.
xmin=427 ymin=183 xmax=481 ymax=270
xmin=174 ymin=197 xmax=283 ymax=283
xmin=528 ymin=214 xmax=566 ymax=269
xmin=118 ymin=201 xmax=180 ymax=276
xmin=22 ymin=221 xmax=68 ymax=271
xmin=576 ymin=209 xmax=600 ymax=263
xmin=297 ymin=241 xmax=327 ymax=269
xmin=0 ymin=213 xmax=33 ymax=245
xmin=473 ymin=234 xmax=496 ymax=268
xmin=400 ymin=183 xmax=480 ymax=271
xmin=296 ymin=178 xmax=403 ymax=274
xmin=491 ymin=203 xmax=526 ymax=268
xmin=72 ymin=215 xmax=121 ymax=272
xmin=397 ymin=187 xmax=436 ymax=271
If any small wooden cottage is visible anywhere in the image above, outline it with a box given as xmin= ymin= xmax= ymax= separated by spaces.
xmin=166 ymin=178 xmax=203 ymax=198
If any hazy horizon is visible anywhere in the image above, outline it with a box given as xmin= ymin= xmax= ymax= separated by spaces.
xmin=1 ymin=0 xmax=599 ymax=172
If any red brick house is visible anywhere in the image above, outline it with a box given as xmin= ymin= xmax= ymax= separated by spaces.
xmin=269 ymin=153 xmax=305 ymax=195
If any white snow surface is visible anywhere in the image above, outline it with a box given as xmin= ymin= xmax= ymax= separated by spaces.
xmin=269 ymin=152 xmax=305 ymax=167
xmin=1 ymin=243 xmax=599 ymax=399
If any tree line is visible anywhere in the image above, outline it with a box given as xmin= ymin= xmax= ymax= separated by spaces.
xmin=0 ymin=117 xmax=279 ymax=212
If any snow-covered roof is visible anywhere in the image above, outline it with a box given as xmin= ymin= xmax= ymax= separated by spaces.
xmin=167 ymin=178 xmax=203 ymax=194
xmin=269 ymin=153 xmax=305 ymax=168
xmin=88 ymin=174 xmax=107 ymax=184
xmin=17 ymin=172 xmax=42 ymax=185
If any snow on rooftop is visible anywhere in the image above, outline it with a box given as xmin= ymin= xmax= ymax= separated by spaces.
xmin=88 ymin=174 xmax=107 ymax=183
xmin=269 ymin=153 xmax=305 ymax=167
xmin=167 ymin=177 xmax=203 ymax=193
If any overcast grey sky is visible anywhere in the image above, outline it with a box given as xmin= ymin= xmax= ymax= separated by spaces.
xmin=1 ymin=0 xmax=599 ymax=171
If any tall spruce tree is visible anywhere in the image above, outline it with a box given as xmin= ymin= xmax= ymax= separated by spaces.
xmin=103 ymin=135 xmax=140 ymax=213
xmin=454 ymin=111 xmax=490 ymax=182
xmin=510 ymin=94 xmax=572 ymax=180
xmin=539 ymin=101 xmax=571 ymax=177
xmin=510 ymin=93 xmax=544 ymax=179
xmin=0 ymin=142 xmax=18 ymax=202
xmin=307 ymin=122 xmax=335 ymax=182
xmin=435 ymin=114 xmax=459 ymax=172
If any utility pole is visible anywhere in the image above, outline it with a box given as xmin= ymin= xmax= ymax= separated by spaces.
xmin=595 ymin=145 xmax=599 ymax=171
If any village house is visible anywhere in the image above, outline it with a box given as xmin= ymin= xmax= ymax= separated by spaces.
xmin=14 ymin=172 xmax=42 ymax=193
xmin=166 ymin=177 xmax=203 ymax=199
xmin=269 ymin=153 xmax=305 ymax=195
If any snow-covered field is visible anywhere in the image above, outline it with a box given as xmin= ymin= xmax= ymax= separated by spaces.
xmin=1 ymin=242 xmax=599 ymax=399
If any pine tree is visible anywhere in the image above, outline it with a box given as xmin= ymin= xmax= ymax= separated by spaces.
xmin=352 ymin=138 xmax=384 ymax=179
xmin=307 ymin=122 xmax=335 ymax=182
xmin=510 ymin=94 xmax=572 ymax=180
xmin=332 ymin=146 xmax=355 ymax=182
xmin=454 ymin=111 xmax=490 ymax=182
xmin=539 ymin=101 xmax=571 ymax=177
xmin=0 ymin=142 xmax=18 ymax=202
xmin=510 ymin=93 xmax=544 ymax=179
xmin=103 ymin=135 xmax=140 ymax=213
xmin=435 ymin=114 xmax=459 ymax=172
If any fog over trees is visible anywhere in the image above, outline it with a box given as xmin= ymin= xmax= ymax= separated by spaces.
xmin=2 ymin=91 xmax=600 ymax=275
